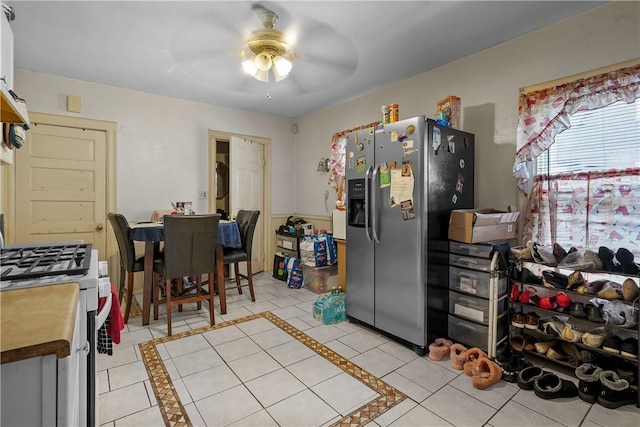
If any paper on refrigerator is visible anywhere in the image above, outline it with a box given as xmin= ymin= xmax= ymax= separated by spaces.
xmin=389 ymin=168 xmax=414 ymax=208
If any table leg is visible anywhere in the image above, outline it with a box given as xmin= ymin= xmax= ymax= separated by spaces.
xmin=142 ymin=241 xmax=154 ymax=326
xmin=216 ymin=244 xmax=227 ymax=314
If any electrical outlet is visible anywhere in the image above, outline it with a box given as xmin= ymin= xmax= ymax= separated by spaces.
xmin=199 ymin=191 xmax=207 ymax=199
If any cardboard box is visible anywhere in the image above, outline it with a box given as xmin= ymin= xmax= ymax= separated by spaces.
xmin=437 ymin=96 xmax=461 ymax=129
xmin=448 ymin=209 xmax=519 ymax=243
xmin=303 ymin=264 xmax=338 ymax=294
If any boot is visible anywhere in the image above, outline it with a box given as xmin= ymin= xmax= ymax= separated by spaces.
xmin=598 ymin=370 xmax=637 ymax=409
xmin=575 ymin=363 xmax=603 ymax=404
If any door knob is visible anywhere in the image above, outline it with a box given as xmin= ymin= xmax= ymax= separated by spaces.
xmin=96 ymin=224 xmax=104 ymax=231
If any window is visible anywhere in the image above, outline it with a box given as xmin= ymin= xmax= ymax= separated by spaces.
xmin=528 ymin=100 xmax=640 ymax=256
xmin=517 ymin=63 xmax=640 ymax=257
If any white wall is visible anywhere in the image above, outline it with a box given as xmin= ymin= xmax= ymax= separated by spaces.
xmin=295 ymin=2 xmax=640 ymax=215
xmin=13 ymin=72 xmax=296 ymax=221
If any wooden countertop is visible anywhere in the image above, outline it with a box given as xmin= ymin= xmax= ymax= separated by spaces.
xmin=1 ymin=283 xmax=79 ymax=364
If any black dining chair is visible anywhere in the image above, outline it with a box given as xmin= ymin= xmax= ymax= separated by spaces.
xmin=152 ymin=214 xmax=220 ymax=336
xmin=107 ymin=212 xmax=161 ymax=324
xmin=223 ymin=210 xmax=261 ymax=302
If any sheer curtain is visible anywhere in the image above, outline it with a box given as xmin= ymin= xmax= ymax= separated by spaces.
xmin=327 ymin=121 xmax=380 ymax=209
xmin=515 ymin=64 xmax=640 ymax=254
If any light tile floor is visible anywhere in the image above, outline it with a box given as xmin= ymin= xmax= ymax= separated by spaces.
xmin=98 ymin=272 xmax=640 ymax=426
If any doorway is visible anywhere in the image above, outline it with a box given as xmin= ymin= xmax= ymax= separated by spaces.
xmin=208 ymin=130 xmax=271 ymax=274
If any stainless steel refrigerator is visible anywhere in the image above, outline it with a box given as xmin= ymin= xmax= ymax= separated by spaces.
xmin=345 ymin=116 xmax=474 ymax=354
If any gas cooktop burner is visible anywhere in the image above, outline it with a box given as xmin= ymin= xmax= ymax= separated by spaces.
xmin=0 ymin=243 xmax=92 ymax=281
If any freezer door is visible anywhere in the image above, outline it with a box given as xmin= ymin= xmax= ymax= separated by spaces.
xmin=345 ymin=127 xmax=376 ymax=325
xmin=373 ymin=116 xmax=427 ymax=345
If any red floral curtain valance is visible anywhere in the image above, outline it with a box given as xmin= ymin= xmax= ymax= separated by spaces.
xmin=513 ymin=64 xmax=640 ymax=193
xmin=327 ymin=121 xmax=380 ymax=209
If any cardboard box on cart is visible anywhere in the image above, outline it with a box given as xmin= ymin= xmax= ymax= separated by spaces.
xmin=448 ymin=209 xmax=520 ymax=243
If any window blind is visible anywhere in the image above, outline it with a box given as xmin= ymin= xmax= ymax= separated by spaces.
xmin=536 ymin=100 xmax=640 ymax=175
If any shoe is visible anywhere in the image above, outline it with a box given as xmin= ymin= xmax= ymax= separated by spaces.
xmin=553 ymin=243 xmax=568 ymax=263
xmin=494 ymin=343 xmax=514 ymax=368
xmin=510 ymin=334 xmax=526 ymax=352
xmin=501 ymin=354 xmax=531 ymax=383
xmin=620 ymin=337 xmax=638 ymax=359
xmin=585 ymin=304 xmax=604 ymax=323
xmin=617 ymin=248 xmax=640 ymax=275
xmin=598 ymin=370 xmax=637 ymax=408
xmin=517 ymin=365 xmax=546 ymax=390
xmin=519 ymin=287 xmax=538 ymax=305
xmin=596 ymin=281 xmax=623 ymax=300
xmin=523 ymin=335 xmax=538 ymax=351
xmin=520 ymin=268 xmax=542 ymax=285
xmin=428 ymin=338 xmax=453 ymax=361
xmin=538 ymin=296 xmax=557 ymax=311
xmin=585 ymin=250 xmax=605 ymax=271
xmin=450 ymin=343 xmax=468 ymax=370
xmin=602 ymin=336 xmax=622 ymax=354
xmin=463 ymin=347 xmax=488 ymax=376
xmin=568 ymin=302 xmax=587 ymax=318
xmin=534 ymin=341 xmax=553 ymax=355
xmin=525 ymin=312 xmax=540 ymax=330
xmin=561 ymin=324 xmax=585 ymax=343
xmin=542 ymin=271 xmax=568 ymax=289
xmin=622 ymin=278 xmax=639 ymax=302
xmin=582 ymin=327 xmax=612 ymax=348
xmin=567 ymin=271 xmax=585 ymax=290
xmin=575 ymin=363 xmax=603 ymax=403
xmin=555 ymin=292 xmax=572 ymax=309
xmin=540 ymin=317 xmax=565 ymax=336
xmin=533 ymin=372 xmax=579 ymax=399
xmin=512 ymin=312 xmax=525 ymax=328
xmin=510 ymin=283 xmax=520 ymax=302
xmin=472 ymin=357 xmax=503 ymax=390
xmin=599 ymin=246 xmax=623 ymax=273
xmin=560 ymin=342 xmax=582 ymax=363
xmin=546 ymin=346 xmax=568 ymax=361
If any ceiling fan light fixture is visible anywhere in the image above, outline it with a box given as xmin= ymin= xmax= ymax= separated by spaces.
xmin=273 ymin=55 xmax=292 ymax=78
xmin=255 ymin=69 xmax=269 ymax=83
xmin=242 ymin=58 xmax=258 ymax=76
xmin=254 ymin=51 xmax=273 ymax=72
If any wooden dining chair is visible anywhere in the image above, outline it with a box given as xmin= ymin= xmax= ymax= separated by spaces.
xmin=107 ymin=212 xmax=161 ymax=324
xmin=152 ymin=214 xmax=220 ymax=336
xmin=223 ymin=210 xmax=261 ymax=302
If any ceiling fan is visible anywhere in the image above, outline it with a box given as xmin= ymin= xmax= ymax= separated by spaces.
xmin=167 ymin=2 xmax=358 ymax=94
xmin=241 ymin=4 xmax=293 ymax=82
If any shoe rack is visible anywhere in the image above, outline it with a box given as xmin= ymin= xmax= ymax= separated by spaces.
xmin=447 ymin=241 xmax=510 ymax=358
xmin=509 ymin=260 xmax=639 ymax=408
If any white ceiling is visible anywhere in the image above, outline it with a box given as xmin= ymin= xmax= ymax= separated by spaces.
xmin=7 ymin=1 xmax=607 ymax=119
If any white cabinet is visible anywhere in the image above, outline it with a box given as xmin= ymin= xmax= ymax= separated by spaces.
xmin=0 ymin=302 xmax=82 ymax=426
xmin=0 ymin=9 xmax=29 ymax=165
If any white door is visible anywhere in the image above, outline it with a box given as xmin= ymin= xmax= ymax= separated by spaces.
xmin=230 ymin=135 xmax=264 ymax=272
xmin=15 ymin=124 xmax=107 ymax=255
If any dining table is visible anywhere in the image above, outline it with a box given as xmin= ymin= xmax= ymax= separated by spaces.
xmin=129 ymin=219 xmax=241 ymax=325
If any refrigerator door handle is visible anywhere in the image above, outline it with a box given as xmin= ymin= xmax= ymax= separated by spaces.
xmin=371 ymin=166 xmax=380 ymax=243
xmin=364 ymin=166 xmax=372 ymax=242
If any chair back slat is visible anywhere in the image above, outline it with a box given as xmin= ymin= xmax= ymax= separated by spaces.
xmin=163 ymin=214 xmax=221 ymax=278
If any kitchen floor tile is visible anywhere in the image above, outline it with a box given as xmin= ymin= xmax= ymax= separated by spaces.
xmin=98 ymin=272 xmax=640 ymax=427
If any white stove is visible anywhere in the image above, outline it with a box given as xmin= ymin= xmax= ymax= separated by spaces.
xmin=0 ymin=241 xmax=109 ymax=426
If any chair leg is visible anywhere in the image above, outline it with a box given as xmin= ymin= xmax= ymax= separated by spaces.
xmin=123 ymin=272 xmax=135 ymax=324
xmin=246 ymin=261 xmax=255 ymax=302
xmin=153 ymin=273 xmax=159 ymax=321
xmin=207 ymin=272 xmax=215 ymax=326
xmin=118 ymin=265 xmax=126 ymax=302
xmin=177 ymin=278 xmax=183 ymax=312
xmin=166 ymin=277 xmax=173 ymax=337
xmin=196 ymin=275 xmax=202 ymax=311
xmin=234 ymin=263 xmax=243 ymax=294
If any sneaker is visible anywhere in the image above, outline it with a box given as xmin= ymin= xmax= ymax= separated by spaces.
xmin=525 ymin=312 xmax=540 ymax=330
xmin=512 ymin=312 xmax=525 ymax=328
xmin=622 ymin=278 xmax=639 ymax=302
xmin=502 ymin=354 xmax=531 ymax=383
